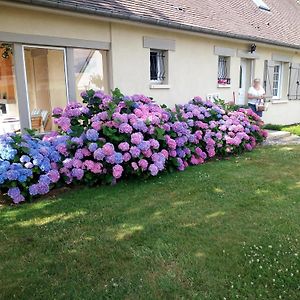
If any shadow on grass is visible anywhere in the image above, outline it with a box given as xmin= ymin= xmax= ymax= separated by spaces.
xmin=1 ymin=146 xmax=300 ymax=298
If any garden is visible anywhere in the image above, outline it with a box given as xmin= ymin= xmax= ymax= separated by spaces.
xmin=1 ymin=91 xmax=300 ymax=299
xmin=0 ymin=89 xmax=267 ymax=204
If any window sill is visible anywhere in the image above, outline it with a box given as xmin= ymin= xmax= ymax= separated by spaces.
xmin=217 ymin=84 xmax=231 ymax=88
xmin=150 ymin=84 xmax=170 ymax=89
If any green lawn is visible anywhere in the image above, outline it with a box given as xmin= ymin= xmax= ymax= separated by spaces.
xmin=1 ymin=146 xmax=300 ymax=299
xmin=282 ymin=124 xmax=300 ymax=136
xmin=264 ymin=123 xmax=300 ymax=136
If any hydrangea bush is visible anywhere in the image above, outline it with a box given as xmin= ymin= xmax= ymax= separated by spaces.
xmin=0 ymin=134 xmax=63 ymax=203
xmin=0 ymin=89 xmax=267 ymax=203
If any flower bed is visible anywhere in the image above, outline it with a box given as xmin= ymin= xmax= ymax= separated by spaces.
xmin=0 ymin=89 xmax=267 ymax=204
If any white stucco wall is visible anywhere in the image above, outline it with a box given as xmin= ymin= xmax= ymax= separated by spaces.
xmin=1 ymin=3 xmax=300 ymax=125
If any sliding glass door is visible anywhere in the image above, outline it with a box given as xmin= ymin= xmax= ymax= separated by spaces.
xmin=0 ymin=43 xmax=20 ymax=134
xmin=23 ymin=46 xmax=68 ymax=132
xmin=1 ymin=42 xmax=109 ymax=134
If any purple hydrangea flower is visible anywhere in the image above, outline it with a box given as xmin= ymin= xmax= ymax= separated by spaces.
xmin=149 ymin=164 xmax=159 ymax=176
xmin=86 ymin=129 xmax=99 ymax=141
xmin=119 ymin=123 xmax=133 ymax=134
xmin=138 ymin=141 xmax=150 ymax=151
xmin=129 ymin=146 xmax=141 ymax=158
xmin=88 ymin=143 xmax=98 ymax=152
xmin=71 ymin=168 xmax=84 ymax=180
xmin=7 ymin=187 xmax=25 ymax=204
xmin=94 ymin=148 xmax=105 ymax=161
xmin=47 ymin=170 xmax=60 ymax=183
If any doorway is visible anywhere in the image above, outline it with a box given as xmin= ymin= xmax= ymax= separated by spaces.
xmin=238 ymin=58 xmax=254 ymax=105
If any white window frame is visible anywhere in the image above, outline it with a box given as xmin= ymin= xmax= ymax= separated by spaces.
xmin=150 ymin=49 xmax=167 ymax=84
xmin=272 ymin=61 xmax=283 ymax=99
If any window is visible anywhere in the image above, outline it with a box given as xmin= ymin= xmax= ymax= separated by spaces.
xmin=73 ymin=49 xmax=108 ymax=101
xmin=150 ymin=50 xmax=167 ymax=83
xmin=0 ymin=43 xmax=20 ymax=134
xmin=218 ymin=56 xmax=231 ymax=86
xmin=24 ymin=46 xmax=68 ymax=132
xmin=272 ymin=62 xmax=282 ymax=98
xmin=252 ymin=0 xmax=270 ymax=11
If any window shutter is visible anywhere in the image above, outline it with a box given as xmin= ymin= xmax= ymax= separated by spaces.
xmin=288 ymin=63 xmax=300 ymax=100
xmin=263 ymin=60 xmax=275 ymax=99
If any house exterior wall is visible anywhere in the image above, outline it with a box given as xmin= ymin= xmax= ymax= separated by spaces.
xmin=1 ymin=3 xmax=300 ymax=126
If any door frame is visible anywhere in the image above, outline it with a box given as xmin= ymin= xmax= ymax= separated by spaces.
xmin=238 ymin=58 xmax=255 ymax=105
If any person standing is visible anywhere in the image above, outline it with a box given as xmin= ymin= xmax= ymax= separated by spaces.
xmin=247 ymin=78 xmax=265 ymax=117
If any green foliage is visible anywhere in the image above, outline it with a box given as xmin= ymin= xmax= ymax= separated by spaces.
xmin=24 ymin=128 xmax=38 ymax=136
xmin=214 ymin=98 xmax=248 ymax=112
xmin=112 ymin=88 xmax=124 ymax=103
xmin=155 ymin=127 xmax=166 ymax=141
xmin=263 ymin=124 xmax=284 ymax=131
xmin=102 ymin=125 xmax=124 ymax=142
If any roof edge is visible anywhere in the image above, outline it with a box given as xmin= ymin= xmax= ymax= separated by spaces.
xmin=8 ymin=0 xmax=300 ymax=50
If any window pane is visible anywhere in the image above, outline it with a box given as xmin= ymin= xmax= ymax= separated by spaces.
xmin=73 ymin=49 xmax=108 ymax=101
xmin=272 ymin=64 xmax=281 ymax=97
xmin=150 ymin=52 xmax=158 ymax=80
xmin=150 ymin=50 xmax=166 ymax=83
xmin=218 ymin=56 xmax=230 ymax=84
xmin=0 ymin=43 xmax=20 ymax=134
xmin=24 ymin=47 xmax=67 ymax=132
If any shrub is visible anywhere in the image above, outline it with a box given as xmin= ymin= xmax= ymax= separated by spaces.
xmin=0 ymin=133 xmax=64 ymax=203
xmin=0 ymin=89 xmax=267 ymax=203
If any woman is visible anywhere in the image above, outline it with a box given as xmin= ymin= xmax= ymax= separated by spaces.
xmin=247 ymin=78 xmax=265 ymax=117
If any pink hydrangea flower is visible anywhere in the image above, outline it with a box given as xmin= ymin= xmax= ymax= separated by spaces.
xmin=112 ymin=164 xmax=123 ymax=179
xmin=131 ymin=132 xmax=143 ymax=145
xmin=118 ymin=142 xmax=130 ymax=152
xmin=131 ymin=162 xmax=139 ymax=171
xmin=138 ymin=159 xmax=148 ymax=171
xmin=123 ymin=152 xmax=131 ymax=162
xmin=102 ymin=143 xmax=115 ymax=156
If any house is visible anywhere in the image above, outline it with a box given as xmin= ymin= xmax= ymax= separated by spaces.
xmin=0 ymin=0 xmax=300 ymax=133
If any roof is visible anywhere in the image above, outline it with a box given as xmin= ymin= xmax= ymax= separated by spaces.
xmin=10 ymin=0 xmax=300 ymax=49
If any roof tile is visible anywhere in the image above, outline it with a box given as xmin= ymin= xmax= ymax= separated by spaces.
xmin=12 ymin=0 xmax=300 ymax=48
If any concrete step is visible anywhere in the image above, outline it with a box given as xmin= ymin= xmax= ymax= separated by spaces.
xmin=279 ymin=135 xmax=300 ymax=143
xmin=264 ymin=131 xmax=300 ymax=145
xmin=266 ymin=130 xmax=291 ymax=140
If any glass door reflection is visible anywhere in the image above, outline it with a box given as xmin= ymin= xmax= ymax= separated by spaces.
xmin=24 ymin=46 xmax=68 ymax=132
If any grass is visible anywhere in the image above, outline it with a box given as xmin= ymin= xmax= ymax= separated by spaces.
xmin=264 ymin=123 xmax=300 ymax=136
xmin=1 ymin=145 xmax=300 ymax=299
